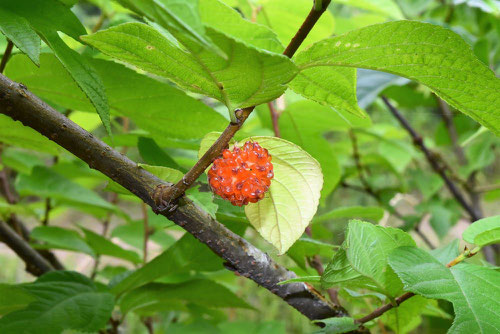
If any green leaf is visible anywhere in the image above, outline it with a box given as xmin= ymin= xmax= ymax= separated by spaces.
xmin=0 ymin=284 xmax=36 ymax=316
xmin=81 ymin=227 xmax=142 ymax=264
xmin=138 ymin=137 xmax=183 ymax=171
xmin=115 ymin=0 xmax=215 ymax=51
xmin=277 ymin=101 xmax=356 ymax=198
xmin=0 ymin=201 xmax=36 ymax=217
xmin=0 ymin=148 xmax=45 ymax=175
xmin=335 ymin=0 xmax=405 ymax=19
xmin=0 ymin=7 xmax=40 ymax=65
xmin=30 ymin=226 xmax=95 ymax=256
xmin=199 ymin=0 xmax=283 ymax=53
xmin=255 ymin=0 xmax=334 ymax=49
xmin=1 ymin=0 xmax=110 ymax=134
xmin=245 ymin=137 xmax=323 ymax=254
xmin=186 ymin=186 xmax=218 ymax=219
xmin=5 ymin=54 xmax=227 ymax=143
xmin=42 ymin=33 xmax=111 ymax=135
xmin=288 ymin=66 xmax=366 ymax=118
xmin=313 ymin=317 xmax=360 ymax=334
xmin=287 ymin=237 xmax=336 ymax=270
xmin=138 ymin=164 xmax=184 ymax=183
xmin=0 ymin=115 xmax=60 ymax=155
xmin=0 ymin=0 xmax=85 ymax=40
xmin=313 ymin=206 xmax=385 ymax=223
xmin=463 ymin=215 xmax=500 ymax=247
xmin=82 ymin=22 xmax=297 ymax=111
xmin=119 ymin=279 xmax=252 ymax=315
xmin=0 ymin=271 xmax=115 ymax=334
xmin=430 ymin=239 xmax=460 ymax=265
xmin=322 ymin=248 xmax=379 ymax=291
xmin=280 ymin=100 xmax=371 ymax=132
xmin=111 ymin=220 xmax=175 ymax=250
xmin=337 ymin=221 xmax=416 ymax=296
xmin=277 ymin=100 xmax=369 ymax=198
xmin=16 ymin=166 xmax=115 ymax=210
xmin=411 ymin=169 xmax=444 ymax=200
xmin=111 ymin=234 xmax=223 ymax=295
xmin=429 ymin=205 xmax=454 ymax=239
xmin=296 ymin=21 xmax=500 ymax=135
xmin=389 ymin=246 xmax=500 ymax=334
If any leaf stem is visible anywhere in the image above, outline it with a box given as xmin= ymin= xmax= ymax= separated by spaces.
xmin=0 ymin=40 xmax=13 ymax=74
xmin=154 ymin=0 xmax=332 ymax=211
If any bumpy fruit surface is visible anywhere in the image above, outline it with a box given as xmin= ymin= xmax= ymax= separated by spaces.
xmin=208 ymin=141 xmax=274 ymax=206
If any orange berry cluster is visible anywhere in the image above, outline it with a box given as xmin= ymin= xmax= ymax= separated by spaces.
xmin=208 ymin=141 xmax=274 ymax=206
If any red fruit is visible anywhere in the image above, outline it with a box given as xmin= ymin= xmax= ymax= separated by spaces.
xmin=208 ymin=141 xmax=274 ymax=206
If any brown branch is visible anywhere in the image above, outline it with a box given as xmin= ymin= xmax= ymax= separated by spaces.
xmin=268 ymin=101 xmax=281 ymax=137
xmin=156 ymin=0 xmax=332 ymax=210
xmin=382 ymin=97 xmax=480 ymax=221
xmin=356 ymin=246 xmax=479 ymax=324
xmin=0 ymin=40 xmax=14 ymax=74
xmin=0 ymin=219 xmax=54 ymax=276
xmin=0 ymin=73 xmax=347 ymax=322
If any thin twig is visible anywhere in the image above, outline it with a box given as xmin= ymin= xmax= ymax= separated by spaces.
xmin=0 ymin=40 xmax=13 ymax=74
xmin=382 ymin=97 xmax=479 ymax=221
xmin=356 ymin=246 xmax=480 ymax=324
xmin=155 ymin=0 xmax=333 ymax=211
xmin=0 ymin=219 xmax=54 ymax=276
xmin=268 ymin=101 xmax=281 ymax=137
xmin=42 ymin=198 xmax=51 ymax=226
